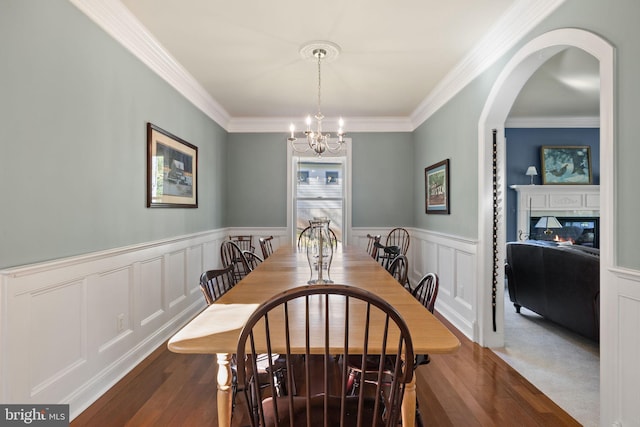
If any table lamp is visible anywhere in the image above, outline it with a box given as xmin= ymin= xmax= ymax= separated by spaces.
xmin=535 ymin=216 xmax=562 ymax=235
xmin=526 ymin=166 xmax=538 ymax=185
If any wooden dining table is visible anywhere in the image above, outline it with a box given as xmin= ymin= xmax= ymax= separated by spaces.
xmin=168 ymin=245 xmax=460 ymax=427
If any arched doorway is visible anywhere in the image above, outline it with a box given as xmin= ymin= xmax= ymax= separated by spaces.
xmin=476 ymin=26 xmax=615 ymax=424
xmin=477 ymin=28 xmax=614 ymax=347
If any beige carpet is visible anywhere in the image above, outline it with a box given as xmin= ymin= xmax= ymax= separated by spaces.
xmin=492 ymin=296 xmax=600 ymax=426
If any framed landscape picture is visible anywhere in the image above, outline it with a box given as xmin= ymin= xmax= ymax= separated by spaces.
xmin=541 ymin=145 xmax=592 ymax=184
xmin=147 ymin=123 xmax=198 ymax=208
xmin=425 ymin=159 xmax=450 ymax=214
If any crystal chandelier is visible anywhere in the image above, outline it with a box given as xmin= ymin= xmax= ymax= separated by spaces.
xmin=288 ymin=42 xmax=345 ymax=156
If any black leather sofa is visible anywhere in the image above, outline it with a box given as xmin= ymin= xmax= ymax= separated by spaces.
xmin=505 ymin=240 xmax=600 ymax=341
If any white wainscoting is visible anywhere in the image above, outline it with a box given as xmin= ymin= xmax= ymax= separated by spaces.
xmin=605 ymin=266 xmax=640 ymax=425
xmin=0 ymin=228 xmax=238 ymax=419
xmin=352 ymin=228 xmax=478 ymax=340
xmin=0 ymin=226 xmax=470 ymax=420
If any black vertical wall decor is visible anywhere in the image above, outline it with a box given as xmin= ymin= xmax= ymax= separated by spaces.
xmin=492 ymin=129 xmax=499 ymax=332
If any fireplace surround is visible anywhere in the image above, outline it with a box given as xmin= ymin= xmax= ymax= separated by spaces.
xmin=510 ymin=185 xmax=600 ymax=247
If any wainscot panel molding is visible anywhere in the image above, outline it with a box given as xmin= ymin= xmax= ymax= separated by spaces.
xmin=352 ymin=228 xmax=478 ymax=340
xmin=0 ymin=226 xmax=476 ymax=420
xmin=606 ymin=266 xmax=640 ymax=424
xmin=0 ymin=229 xmax=230 ymax=420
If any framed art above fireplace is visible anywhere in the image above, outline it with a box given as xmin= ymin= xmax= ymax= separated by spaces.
xmin=541 ymin=145 xmax=592 ymax=184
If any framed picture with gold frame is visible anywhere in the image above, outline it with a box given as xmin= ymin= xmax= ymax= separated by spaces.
xmin=147 ymin=123 xmax=198 ymax=208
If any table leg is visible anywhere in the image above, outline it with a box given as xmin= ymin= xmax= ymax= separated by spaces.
xmin=401 ymin=374 xmax=417 ymax=427
xmin=217 ymin=353 xmax=233 ymax=427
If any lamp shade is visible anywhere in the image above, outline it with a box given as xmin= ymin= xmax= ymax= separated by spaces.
xmin=525 ymin=166 xmax=538 ymax=176
xmin=535 ymin=216 xmax=563 ymax=229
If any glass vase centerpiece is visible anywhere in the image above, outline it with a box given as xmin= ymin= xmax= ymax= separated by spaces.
xmin=306 ymin=217 xmax=334 ymax=284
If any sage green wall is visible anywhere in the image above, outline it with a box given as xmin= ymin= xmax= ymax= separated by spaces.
xmin=413 ymin=75 xmax=496 ymax=239
xmin=5 ymin=0 xmax=640 ymax=271
xmin=351 ymin=132 xmax=414 ymax=227
xmin=0 ymin=1 xmax=227 ymax=268
xmin=413 ymin=0 xmax=640 ymax=269
xmin=225 ymin=134 xmax=288 ymax=226
xmin=224 ymin=132 xmax=414 ymax=228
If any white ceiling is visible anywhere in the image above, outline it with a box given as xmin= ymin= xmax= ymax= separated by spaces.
xmin=79 ymin=0 xmax=598 ymax=131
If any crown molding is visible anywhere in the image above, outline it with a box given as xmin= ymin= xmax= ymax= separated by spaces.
xmin=70 ymin=0 xmax=564 ymax=133
xmin=227 ymin=116 xmax=414 ymax=133
xmin=505 ymin=116 xmax=599 ymax=128
xmin=410 ymin=0 xmax=566 ymax=129
xmin=69 ymin=0 xmax=231 ymax=128
xmin=336 ymin=117 xmax=415 ymax=133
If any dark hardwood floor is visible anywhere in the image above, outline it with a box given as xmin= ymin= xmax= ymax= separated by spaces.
xmin=71 ymin=314 xmax=580 ymax=426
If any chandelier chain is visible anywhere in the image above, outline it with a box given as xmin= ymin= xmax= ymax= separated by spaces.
xmin=316 ymin=51 xmax=322 ymax=116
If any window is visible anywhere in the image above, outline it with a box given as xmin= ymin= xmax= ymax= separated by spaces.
xmin=294 ymin=159 xmax=345 ymax=244
xmin=287 ymin=138 xmax=351 ymax=246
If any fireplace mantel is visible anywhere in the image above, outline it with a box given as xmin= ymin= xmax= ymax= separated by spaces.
xmin=510 ymin=184 xmax=600 ymax=240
